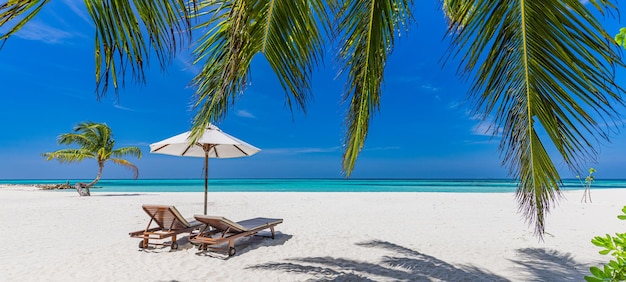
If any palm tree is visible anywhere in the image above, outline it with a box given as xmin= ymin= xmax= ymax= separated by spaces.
xmin=42 ymin=122 xmax=142 ymax=196
xmin=2 ymin=1 xmax=623 ymax=236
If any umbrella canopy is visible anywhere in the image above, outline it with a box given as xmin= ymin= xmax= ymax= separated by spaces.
xmin=150 ymin=123 xmax=260 ymax=214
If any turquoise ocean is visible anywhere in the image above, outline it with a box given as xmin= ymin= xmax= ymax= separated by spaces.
xmin=1 ymin=178 xmax=624 ymax=193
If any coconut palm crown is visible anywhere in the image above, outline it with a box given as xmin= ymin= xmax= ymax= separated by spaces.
xmin=3 ymin=0 xmax=624 ymax=236
xmin=42 ymin=122 xmax=142 ymax=194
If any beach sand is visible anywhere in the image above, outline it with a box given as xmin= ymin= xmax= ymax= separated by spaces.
xmin=0 ymin=186 xmax=623 ymax=281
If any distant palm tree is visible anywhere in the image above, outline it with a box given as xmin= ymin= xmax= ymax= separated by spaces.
xmin=42 ymin=122 xmax=142 ymax=195
xmin=3 ymin=1 xmax=624 ymax=235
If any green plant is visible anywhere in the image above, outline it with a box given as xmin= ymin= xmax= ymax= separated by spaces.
xmin=577 ymin=168 xmax=596 ymax=203
xmin=585 ymin=206 xmax=626 ymax=281
xmin=42 ymin=122 xmax=142 ymax=196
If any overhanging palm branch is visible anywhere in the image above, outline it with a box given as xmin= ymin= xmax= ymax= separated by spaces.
xmin=443 ymin=0 xmax=624 ymax=236
xmin=83 ymin=0 xmax=198 ymax=95
xmin=0 ymin=0 xmax=48 ymax=47
xmin=1 ymin=0 xmax=198 ymax=94
xmin=334 ymin=0 xmax=413 ymax=175
xmin=189 ymin=0 xmax=328 ymax=141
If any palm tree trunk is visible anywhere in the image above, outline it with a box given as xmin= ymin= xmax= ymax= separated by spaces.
xmin=74 ymin=183 xmax=90 ymax=196
xmin=85 ymin=163 xmax=104 ymax=195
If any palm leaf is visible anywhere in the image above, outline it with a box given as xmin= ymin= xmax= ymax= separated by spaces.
xmin=42 ymin=149 xmax=96 ymax=163
xmin=57 ymin=133 xmax=96 ymax=148
xmin=189 ymin=0 xmax=328 ymax=141
xmin=0 ymin=0 xmax=49 ymax=46
xmin=112 ymin=147 xmax=143 ymax=159
xmin=443 ymin=0 xmax=624 ymax=236
xmin=83 ymin=0 xmax=198 ymax=95
xmin=110 ymin=158 xmax=139 ymax=179
xmin=334 ymin=0 xmax=413 ymax=175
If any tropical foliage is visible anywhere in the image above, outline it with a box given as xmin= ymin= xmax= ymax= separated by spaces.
xmin=42 ymin=122 xmax=142 ymax=195
xmin=585 ymin=206 xmax=626 ymax=281
xmin=2 ymin=1 xmax=624 ymax=236
xmin=578 ymin=167 xmax=597 ymax=203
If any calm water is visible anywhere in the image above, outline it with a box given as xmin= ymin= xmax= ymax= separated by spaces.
xmin=1 ymin=178 xmax=624 ymax=193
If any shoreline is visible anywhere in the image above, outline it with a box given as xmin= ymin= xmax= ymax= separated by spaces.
xmin=2 ymin=178 xmax=621 ymax=193
xmin=1 ymin=186 xmax=624 ymax=281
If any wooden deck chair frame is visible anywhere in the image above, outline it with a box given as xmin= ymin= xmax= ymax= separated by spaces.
xmin=129 ymin=205 xmax=202 ymax=250
xmin=190 ymin=215 xmax=283 ymax=257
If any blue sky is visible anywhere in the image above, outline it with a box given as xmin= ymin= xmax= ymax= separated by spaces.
xmin=1 ymin=1 xmax=626 ymax=180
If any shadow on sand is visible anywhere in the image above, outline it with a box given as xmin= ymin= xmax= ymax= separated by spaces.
xmin=248 ymin=240 xmax=508 ymax=281
xmin=248 ymin=240 xmax=592 ymax=281
xmin=194 ymin=232 xmax=293 ymax=260
xmin=509 ymin=248 xmax=592 ymax=281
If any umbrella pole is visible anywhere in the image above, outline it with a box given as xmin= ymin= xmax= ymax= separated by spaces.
xmin=204 ymin=151 xmax=208 ymax=215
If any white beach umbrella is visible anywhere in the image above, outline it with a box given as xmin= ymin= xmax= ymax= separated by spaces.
xmin=149 ymin=123 xmax=260 ymax=214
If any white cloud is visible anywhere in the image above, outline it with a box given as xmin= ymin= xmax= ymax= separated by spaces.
xmin=14 ymin=21 xmax=74 ymax=44
xmin=463 ymin=109 xmax=501 ymax=137
xmin=466 ymin=110 xmax=483 ymax=121
xmin=471 ymin=120 xmax=502 ymax=137
xmin=235 ymin=110 xmax=256 ymax=119
xmin=420 ymin=83 xmax=440 ymax=92
xmin=176 ymin=53 xmax=201 ymax=74
xmin=113 ymin=104 xmax=135 ymax=112
xmin=61 ymin=0 xmax=93 ymax=26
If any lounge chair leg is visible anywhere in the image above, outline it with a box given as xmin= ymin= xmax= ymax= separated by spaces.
xmin=226 ymin=240 xmax=236 ymax=256
xmin=171 ymin=235 xmax=178 ymax=250
xmin=270 ymin=226 xmax=275 ymax=239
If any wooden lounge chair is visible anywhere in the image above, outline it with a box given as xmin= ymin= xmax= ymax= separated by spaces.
xmin=190 ymin=215 xmax=283 ymax=256
xmin=129 ymin=205 xmax=203 ymax=250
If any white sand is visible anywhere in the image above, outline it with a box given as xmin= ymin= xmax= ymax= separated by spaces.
xmin=0 ymin=186 xmax=624 ymax=281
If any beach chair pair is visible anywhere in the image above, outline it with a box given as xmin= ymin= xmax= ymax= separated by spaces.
xmin=129 ymin=204 xmax=282 ymax=256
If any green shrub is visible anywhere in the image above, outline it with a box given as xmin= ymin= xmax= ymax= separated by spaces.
xmin=585 ymin=206 xmax=626 ymax=281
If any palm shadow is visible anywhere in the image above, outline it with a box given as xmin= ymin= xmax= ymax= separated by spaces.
xmin=248 ymin=240 xmax=509 ymax=281
xmin=509 ymin=248 xmax=593 ymax=281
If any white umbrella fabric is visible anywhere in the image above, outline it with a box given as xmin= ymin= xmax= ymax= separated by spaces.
xmin=149 ymin=123 xmax=260 ymax=214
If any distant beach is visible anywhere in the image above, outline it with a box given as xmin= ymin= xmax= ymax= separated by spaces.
xmin=1 ymin=178 xmax=625 ymax=193
xmin=1 ymin=184 xmax=624 ymax=281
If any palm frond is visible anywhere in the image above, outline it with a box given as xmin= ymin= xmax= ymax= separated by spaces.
xmin=0 ymin=0 xmax=49 ymax=46
xmin=110 ymin=158 xmax=139 ymax=179
xmin=189 ymin=0 xmax=328 ymax=142
xmin=335 ymin=0 xmax=413 ymax=176
xmin=443 ymin=0 xmax=624 ymax=236
xmin=57 ymin=122 xmax=112 ymax=152
xmin=190 ymin=0 xmax=255 ymax=138
xmin=258 ymin=0 xmax=327 ymax=112
xmin=112 ymin=146 xmax=143 ymax=159
xmin=57 ymin=133 xmax=96 ymax=148
xmin=615 ymin=27 xmax=626 ymax=48
xmin=42 ymin=149 xmax=96 ymax=163
xmin=83 ymin=0 xmax=198 ymax=95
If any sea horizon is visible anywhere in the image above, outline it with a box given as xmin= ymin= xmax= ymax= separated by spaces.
xmin=2 ymin=178 xmax=624 ymax=193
